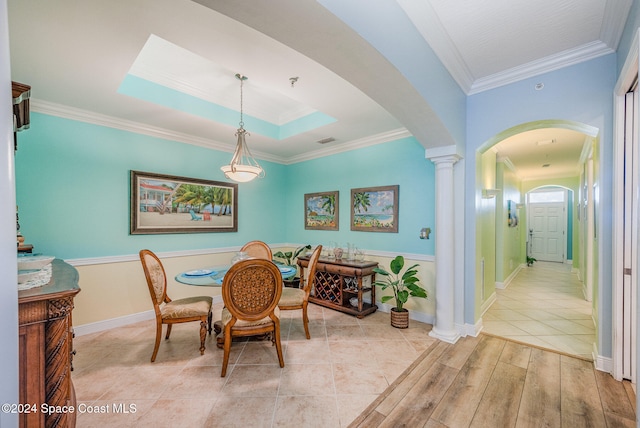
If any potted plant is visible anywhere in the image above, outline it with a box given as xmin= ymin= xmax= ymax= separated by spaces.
xmin=374 ymin=255 xmax=428 ymax=328
xmin=273 ymin=244 xmax=311 ymax=287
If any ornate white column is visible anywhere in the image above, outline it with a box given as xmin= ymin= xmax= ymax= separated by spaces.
xmin=426 ymin=151 xmax=461 ymax=344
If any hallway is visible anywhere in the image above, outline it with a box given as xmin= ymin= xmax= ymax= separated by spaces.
xmin=483 ymin=261 xmax=595 ymax=360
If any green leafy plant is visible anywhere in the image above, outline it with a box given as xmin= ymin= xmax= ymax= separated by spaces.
xmin=526 ymin=256 xmax=537 ymax=267
xmin=273 ymin=244 xmax=311 ymax=266
xmin=373 ymin=255 xmax=427 ymax=311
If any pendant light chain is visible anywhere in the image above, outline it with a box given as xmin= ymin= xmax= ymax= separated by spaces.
xmin=239 ymin=75 xmax=244 ymax=128
xmin=220 ymin=73 xmax=264 ymax=182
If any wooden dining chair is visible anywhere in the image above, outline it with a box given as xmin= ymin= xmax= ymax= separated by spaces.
xmin=220 ymin=259 xmax=284 ymax=377
xmin=240 ymin=240 xmax=273 ymax=260
xmin=278 ymin=245 xmax=322 ymax=339
xmin=139 ymin=249 xmax=213 ymax=362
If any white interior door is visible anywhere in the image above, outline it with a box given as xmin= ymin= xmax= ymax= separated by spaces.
xmin=622 ymin=90 xmax=638 ymax=381
xmin=529 ymin=199 xmax=566 ymax=263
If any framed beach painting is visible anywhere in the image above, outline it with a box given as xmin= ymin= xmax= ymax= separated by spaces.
xmin=351 ymin=185 xmax=399 ymax=233
xmin=304 ymin=191 xmax=339 ymax=230
xmin=130 ymin=170 xmax=238 ymax=234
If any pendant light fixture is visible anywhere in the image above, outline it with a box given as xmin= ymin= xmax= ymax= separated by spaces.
xmin=220 ymin=74 xmax=265 ymax=183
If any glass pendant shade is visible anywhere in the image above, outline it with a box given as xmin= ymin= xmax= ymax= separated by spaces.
xmin=220 ymin=127 xmax=264 ymax=182
xmin=220 ymin=74 xmax=264 ymax=183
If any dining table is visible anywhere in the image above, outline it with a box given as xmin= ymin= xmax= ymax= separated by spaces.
xmin=175 ymin=263 xmax=298 ymax=286
xmin=174 ymin=261 xmax=298 ymax=347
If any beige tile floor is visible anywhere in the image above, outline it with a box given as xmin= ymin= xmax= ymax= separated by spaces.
xmin=71 ymin=303 xmax=435 ymax=428
xmin=483 ymin=261 xmax=595 ymax=360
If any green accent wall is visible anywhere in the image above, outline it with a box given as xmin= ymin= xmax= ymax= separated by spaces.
xmin=495 ymin=161 xmax=523 ymax=282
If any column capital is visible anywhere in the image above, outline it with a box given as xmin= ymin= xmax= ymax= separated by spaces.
xmin=425 ymin=145 xmax=463 ymax=164
xmin=430 ymin=154 xmax=462 ymax=166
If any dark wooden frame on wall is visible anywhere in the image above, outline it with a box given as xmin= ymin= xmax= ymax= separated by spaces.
xmin=304 ymin=191 xmax=339 ymax=230
xmin=351 ymin=185 xmax=399 ymax=233
xmin=130 ymin=170 xmax=238 ymax=234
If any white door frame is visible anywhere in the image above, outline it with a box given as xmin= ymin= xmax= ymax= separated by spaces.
xmin=527 ymin=189 xmax=568 ymax=263
xmin=612 ymin=29 xmax=640 ymax=382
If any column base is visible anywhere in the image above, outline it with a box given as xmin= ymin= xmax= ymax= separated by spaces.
xmin=429 ymin=327 xmax=461 ymax=344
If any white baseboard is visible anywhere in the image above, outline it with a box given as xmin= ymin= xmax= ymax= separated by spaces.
xmin=496 ymin=264 xmax=524 ymax=290
xmin=74 ymin=295 xmax=224 ymax=336
xmin=74 ymin=310 xmax=155 ymax=337
xmin=480 ymin=292 xmax=497 ymax=317
xmin=456 ymin=318 xmax=483 ymax=337
xmin=592 ymin=342 xmax=613 ymax=373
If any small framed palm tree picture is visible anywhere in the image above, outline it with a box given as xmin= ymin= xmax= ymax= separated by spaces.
xmin=351 ymin=185 xmax=399 ymax=233
xmin=304 ymin=191 xmax=339 ymax=230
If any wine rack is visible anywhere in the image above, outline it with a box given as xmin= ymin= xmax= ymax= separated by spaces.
xmin=298 ymin=256 xmax=378 ymax=318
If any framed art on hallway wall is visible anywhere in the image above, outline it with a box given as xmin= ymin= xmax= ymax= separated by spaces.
xmin=130 ymin=170 xmax=238 ymax=234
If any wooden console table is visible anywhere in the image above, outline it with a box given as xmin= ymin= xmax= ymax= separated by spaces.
xmin=298 ymin=256 xmax=378 ymax=318
xmin=18 ymin=259 xmax=80 ymax=428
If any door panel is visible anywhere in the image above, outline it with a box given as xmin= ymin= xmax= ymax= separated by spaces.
xmin=529 ymin=202 xmax=565 ymax=262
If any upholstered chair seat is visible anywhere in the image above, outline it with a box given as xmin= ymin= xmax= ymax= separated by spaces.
xmin=278 ymin=288 xmax=304 ymax=307
xmin=139 ymin=249 xmax=213 ymax=362
xmin=161 ymin=296 xmax=212 ymax=319
xmin=220 ymin=258 xmax=284 ymax=377
xmin=278 ymin=245 xmax=322 ymax=340
xmin=221 ymin=306 xmax=280 ymax=328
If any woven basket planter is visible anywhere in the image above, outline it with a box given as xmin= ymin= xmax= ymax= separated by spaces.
xmin=390 ymin=308 xmax=409 ymax=329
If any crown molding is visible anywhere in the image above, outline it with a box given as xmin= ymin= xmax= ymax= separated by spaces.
xmin=30 ymin=99 xmax=411 ymax=166
xmin=30 ymin=98 xmax=284 ymax=163
xmin=282 ymin=128 xmax=412 ymax=164
xmin=399 ymin=0 xmax=625 ymax=95
xmin=396 ymin=0 xmax=475 ymax=93
xmin=497 ymin=155 xmax=518 ymax=174
xmin=468 ymin=41 xmax=614 ymax=95
xmin=600 ymin=0 xmax=633 ymax=49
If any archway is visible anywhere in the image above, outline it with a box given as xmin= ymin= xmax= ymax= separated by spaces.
xmin=475 ymin=119 xmax=599 ymax=359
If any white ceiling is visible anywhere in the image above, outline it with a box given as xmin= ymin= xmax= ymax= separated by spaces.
xmin=7 ymin=0 xmax=632 ymax=178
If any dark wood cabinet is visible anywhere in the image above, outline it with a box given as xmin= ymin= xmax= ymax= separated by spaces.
xmin=298 ymin=256 xmax=378 ymax=318
xmin=18 ymin=259 xmax=80 ymax=428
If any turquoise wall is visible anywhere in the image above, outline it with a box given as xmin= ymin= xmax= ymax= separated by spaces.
xmin=14 ymin=113 xmax=288 ymax=259
xmin=287 ymin=137 xmax=436 ymax=255
xmin=15 ymin=115 xmax=435 ymax=259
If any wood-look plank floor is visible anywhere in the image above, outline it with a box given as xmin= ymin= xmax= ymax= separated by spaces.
xmin=349 ymin=334 xmax=637 ymax=428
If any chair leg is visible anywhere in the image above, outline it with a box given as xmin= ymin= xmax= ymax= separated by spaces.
xmin=207 ymin=310 xmax=213 ymax=335
xmin=151 ymin=319 xmax=162 ymax=362
xmin=273 ymin=320 xmax=284 ymax=368
xmin=302 ymin=302 xmax=311 ymax=340
xmin=199 ymin=320 xmax=207 ymax=355
xmin=221 ymin=326 xmax=233 ymax=377
xmin=165 ymin=324 xmax=172 ymax=339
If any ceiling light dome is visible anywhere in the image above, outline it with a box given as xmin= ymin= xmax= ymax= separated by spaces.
xmin=220 ymin=74 xmax=265 ymax=183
